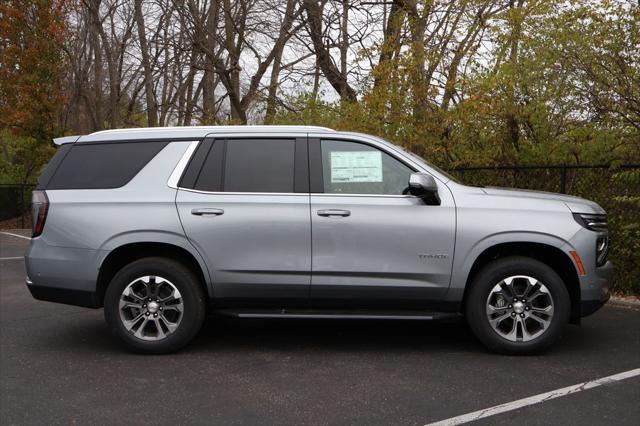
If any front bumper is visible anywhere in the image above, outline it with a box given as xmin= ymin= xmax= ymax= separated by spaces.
xmin=580 ymin=260 xmax=614 ymax=317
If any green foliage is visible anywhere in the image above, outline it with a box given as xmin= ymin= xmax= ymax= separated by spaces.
xmin=610 ymin=169 xmax=640 ymax=295
xmin=0 ymin=130 xmax=55 ymax=184
xmin=0 ymin=0 xmax=69 ymax=184
xmin=276 ymin=1 xmax=639 ymax=169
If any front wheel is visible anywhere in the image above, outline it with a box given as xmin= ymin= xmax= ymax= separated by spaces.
xmin=104 ymin=257 xmax=206 ymax=354
xmin=465 ymin=257 xmax=570 ymax=355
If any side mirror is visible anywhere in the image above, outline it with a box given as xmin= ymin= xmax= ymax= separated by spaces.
xmin=408 ymin=172 xmax=440 ymax=205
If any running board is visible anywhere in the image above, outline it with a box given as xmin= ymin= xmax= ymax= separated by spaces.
xmin=214 ymin=309 xmax=460 ymax=321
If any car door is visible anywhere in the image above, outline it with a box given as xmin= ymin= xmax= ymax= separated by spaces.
xmin=176 ymin=136 xmax=311 ymax=307
xmin=309 ymin=138 xmax=456 ymax=310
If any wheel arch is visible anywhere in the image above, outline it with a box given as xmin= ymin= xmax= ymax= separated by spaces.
xmin=96 ymin=242 xmax=211 ymax=307
xmin=461 ymin=241 xmax=581 ymax=322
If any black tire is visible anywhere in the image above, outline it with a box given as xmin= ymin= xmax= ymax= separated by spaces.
xmin=465 ymin=256 xmax=570 ymax=355
xmin=104 ymin=257 xmax=206 ymax=354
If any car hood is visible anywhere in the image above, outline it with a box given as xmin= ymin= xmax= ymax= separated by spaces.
xmin=481 ymin=187 xmax=605 ymax=214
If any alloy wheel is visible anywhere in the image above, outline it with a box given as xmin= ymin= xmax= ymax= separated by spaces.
xmin=485 ymin=275 xmax=555 ymax=342
xmin=118 ymin=275 xmax=184 ymax=341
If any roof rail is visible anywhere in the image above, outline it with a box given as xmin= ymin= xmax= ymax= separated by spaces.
xmin=88 ymin=125 xmax=335 ymax=136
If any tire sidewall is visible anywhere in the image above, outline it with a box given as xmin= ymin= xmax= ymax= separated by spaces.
xmin=104 ymin=257 xmax=206 ymax=354
xmin=465 ymin=257 xmax=570 ymax=354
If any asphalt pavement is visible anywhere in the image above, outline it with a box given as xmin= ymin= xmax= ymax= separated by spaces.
xmin=1 ymin=231 xmax=639 ymax=425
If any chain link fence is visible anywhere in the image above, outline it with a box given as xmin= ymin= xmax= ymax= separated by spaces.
xmin=1 ymin=164 xmax=638 ymax=293
xmin=0 ymin=184 xmax=35 ymax=229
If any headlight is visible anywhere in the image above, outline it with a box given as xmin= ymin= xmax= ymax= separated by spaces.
xmin=572 ymin=213 xmax=609 ymax=267
xmin=572 ymin=213 xmax=608 ymax=232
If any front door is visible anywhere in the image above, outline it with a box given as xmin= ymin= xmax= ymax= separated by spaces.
xmin=309 ymin=138 xmax=456 ymax=309
xmin=176 ymin=137 xmax=311 ymax=307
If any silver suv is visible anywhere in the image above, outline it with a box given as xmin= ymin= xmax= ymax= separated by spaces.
xmin=26 ymin=126 xmax=613 ymax=354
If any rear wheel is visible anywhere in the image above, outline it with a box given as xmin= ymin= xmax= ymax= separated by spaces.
xmin=104 ymin=257 xmax=206 ymax=354
xmin=465 ymin=257 xmax=570 ymax=354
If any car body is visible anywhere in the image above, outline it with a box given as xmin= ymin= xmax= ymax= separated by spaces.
xmin=25 ymin=126 xmax=613 ymax=353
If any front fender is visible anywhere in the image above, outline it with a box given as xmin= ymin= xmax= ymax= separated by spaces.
xmin=445 ymin=231 xmax=576 ymax=303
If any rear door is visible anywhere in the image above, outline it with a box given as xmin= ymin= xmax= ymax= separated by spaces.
xmin=308 ymin=138 xmax=456 ymax=309
xmin=176 ymin=136 xmax=311 ymax=307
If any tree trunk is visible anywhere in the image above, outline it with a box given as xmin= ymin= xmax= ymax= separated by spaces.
xmin=340 ymin=0 xmax=349 ymax=99
xmin=303 ymin=0 xmax=357 ymax=102
xmin=201 ymin=1 xmax=220 ymax=124
xmin=374 ymin=2 xmax=403 ymax=89
xmin=265 ymin=0 xmax=297 ymax=124
xmin=134 ymin=0 xmax=158 ymax=127
xmin=222 ymin=0 xmax=245 ymax=122
xmin=264 ymin=51 xmax=284 ymax=124
xmin=88 ymin=0 xmax=103 ymax=131
xmin=87 ymin=0 xmax=120 ymax=128
xmin=506 ymin=0 xmax=525 ymax=152
xmin=182 ymin=53 xmax=198 ymax=126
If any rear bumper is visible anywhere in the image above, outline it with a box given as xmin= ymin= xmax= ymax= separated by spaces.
xmin=25 ymin=240 xmax=104 ymax=309
xmin=26 ymin=279 xmax=99 ymax=308
xmin=580 ymin=260 xmax=614 ymax=317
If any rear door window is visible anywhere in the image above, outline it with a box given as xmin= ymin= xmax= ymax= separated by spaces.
xmin=191 ymin=138 xmax=299 ymax=193
xmin=224 ymin=139 xmax=295 ymax=193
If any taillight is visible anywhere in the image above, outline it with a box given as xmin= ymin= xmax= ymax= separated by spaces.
xmin=32 ymin=190 xmax=49 ymax=238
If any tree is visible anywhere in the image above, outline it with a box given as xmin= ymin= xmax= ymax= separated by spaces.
xmin=0 ymin=0 xmax=68 ymax=182
xmin=303 ymin=0 xmax=358 ymax=102
xmin=2 ymin=0 xmax=637 ymax=168
xmin=134 ymin=0 xmax=159 ymax=126
xmin=0 ymin=0 xmax=69 ymax=140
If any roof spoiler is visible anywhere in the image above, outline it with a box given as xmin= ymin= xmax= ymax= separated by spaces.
xmin=53 ymin=135 xmax=81 ymax=145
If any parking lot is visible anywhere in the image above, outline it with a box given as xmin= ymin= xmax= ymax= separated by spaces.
xmin=1 ymin=230 xmax=639 ymax=425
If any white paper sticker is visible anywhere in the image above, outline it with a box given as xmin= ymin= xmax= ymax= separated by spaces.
xmin=330 ymin=151 xmax=383 ymax=183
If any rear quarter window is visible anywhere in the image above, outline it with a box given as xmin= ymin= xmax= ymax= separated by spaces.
xmin=36 ymin=143 xmax=73 ymax=189
xmin=45 ymin=141 xmax=168 ymax=190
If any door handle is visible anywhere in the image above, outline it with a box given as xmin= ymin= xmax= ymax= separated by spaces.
xmin=191 ymin=208 xmax=224 ymax=216
xmin=317 ymin=209 xmax=351 ymax=217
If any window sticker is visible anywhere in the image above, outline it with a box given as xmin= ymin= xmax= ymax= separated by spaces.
xmin=330 ymin=151 xmax=383 ymax=183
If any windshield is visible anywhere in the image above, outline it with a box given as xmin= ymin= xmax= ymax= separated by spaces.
xmin=391 ymin=143 xmax=460 ymax=183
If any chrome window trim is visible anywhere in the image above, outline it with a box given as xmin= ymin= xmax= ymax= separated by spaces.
xmin=166 ymin=133 xmax=433 ymax=199
xmin=167 ymin=140 xmax=200 ymax=189
xmin=177 ymin=186 xmax=416 ymax=199
xmin=177 ymin=187 xmax=308 ymax=197
xmin=311 ymin=193 xmax=416 ymax=199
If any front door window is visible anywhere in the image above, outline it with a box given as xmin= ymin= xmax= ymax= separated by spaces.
xmin=320 ymin=140 xmax=413 ymax=195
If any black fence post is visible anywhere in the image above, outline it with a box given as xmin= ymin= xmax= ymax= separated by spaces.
xmin=19 ymin=184 xmax=24 ymax=229
xmin=560 ymin=165 xmax=567 ymax=194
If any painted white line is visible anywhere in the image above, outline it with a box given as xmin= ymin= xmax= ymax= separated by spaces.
xmin=425 ymin=368 xmax=640 ymax=426
xmin=0 ymin=257 xmax=24 ymax=260
xmin=0 ymin=231 xmax=31 ymax=240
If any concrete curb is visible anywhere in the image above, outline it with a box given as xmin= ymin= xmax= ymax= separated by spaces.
xmin=608 ymin=296 xmax=640 ymax=310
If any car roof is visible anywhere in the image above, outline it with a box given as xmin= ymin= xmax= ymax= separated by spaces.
xmin=53 ymin=126 xmax=453 ymax=183
xmin=56 ymin=125 xmax=336 ymax=144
